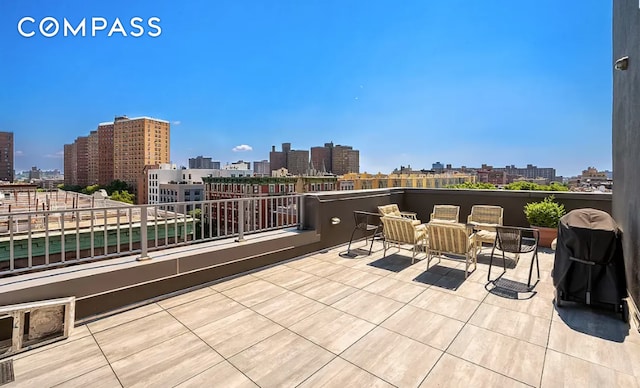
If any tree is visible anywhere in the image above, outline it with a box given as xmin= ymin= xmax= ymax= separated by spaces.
xmin=82 ymin=184 xmax=101 ymax=195
xmin=110 ymin=190 xmax=135 ymax=204
xmin=105 ymin=180 xmax=131 ymax=195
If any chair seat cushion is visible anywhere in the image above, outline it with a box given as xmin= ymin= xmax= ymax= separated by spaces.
xmin=475 ymin=230 xmax=496 ymax=242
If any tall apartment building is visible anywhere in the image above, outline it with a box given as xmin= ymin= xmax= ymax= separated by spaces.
xmin=97 ymin=122 xmax=114 ymax=186
xmin=253 ymin=160 xmax=270 ymax=176
xmin=269 ymin=145 xmax=287 ymax=171
xmin=268 ymin=143 xmax=310 ymax=176
xmin=63 ymin=143 xmax=76 ymax=186
xmin=87 ymin=131 xmax=99 ymax=185
xmin=113 ymin=116 xmax=170 ymax=191
xmin=189 ymin=155 xmax=220 ymax=169
xmin=311 ymin=143 xmax=333 ymax=173
xmin=0 ymin=131 xmax=14 ymax=182
xmin=332 ymin=145 xmax=359 ymax=175
xmin=75 ymin=136 xmax=89 ymax=187
xmin=286 ymin=150 xmax=309 ymax=175
xmin=496 ymin=164 xmax=556 ymax=182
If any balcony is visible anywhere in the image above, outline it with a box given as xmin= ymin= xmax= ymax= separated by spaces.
xmin=0 ymin=188 xmax=637 ymax=387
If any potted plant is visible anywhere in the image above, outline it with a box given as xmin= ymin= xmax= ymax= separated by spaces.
xmin=524 ymin=195 xmax=566 ymax=248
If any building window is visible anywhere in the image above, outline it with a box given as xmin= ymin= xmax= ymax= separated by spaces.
xmin=269 ymin=184 xmax=275 ymax=193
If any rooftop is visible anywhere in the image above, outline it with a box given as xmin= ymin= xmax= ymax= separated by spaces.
xmin=6 ymin=240 xmax=639 ymax=387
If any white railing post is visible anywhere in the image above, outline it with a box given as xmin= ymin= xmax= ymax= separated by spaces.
xmin=298 ymin=195 xmax=305 ymax=230
xmin=236 ymin=199 xmax=245 ymax=242
xmin=138 ymin=206 xmax=150 ymax=261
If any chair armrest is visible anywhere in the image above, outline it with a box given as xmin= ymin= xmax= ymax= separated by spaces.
xmin=469 ymin=222 xmax=499 ymax=232
xmin=400 ymin=211 xmax=418 ymax=220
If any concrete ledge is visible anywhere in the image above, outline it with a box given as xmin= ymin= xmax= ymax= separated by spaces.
xmin=0 ymin=228 xmax=321 ymax=319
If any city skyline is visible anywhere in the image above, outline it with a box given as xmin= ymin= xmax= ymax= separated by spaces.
xmin=1 ymin=1 xmax=612 ymax=176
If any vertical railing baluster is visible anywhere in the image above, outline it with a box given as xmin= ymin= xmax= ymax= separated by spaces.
xmin=128 ymin=208 xmax=133 ymax=252
xmin=27 ymin=214 xmax=32 ymax=269
xmin=44 ymin=213 xmax=50 ymax=265
xmin=90 ymin=209 xmax=95 ymax=258
xmin=60 ymin=212 xmax=65 ymax=263
xmin=9 ymin=215 xmax=14 ymax=271
xmin=103 ymin=209 xmax=108 ymax=256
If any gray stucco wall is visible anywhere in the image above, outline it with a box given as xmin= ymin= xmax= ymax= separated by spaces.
xmin=613 ymin=0 xmax=640 ymax=314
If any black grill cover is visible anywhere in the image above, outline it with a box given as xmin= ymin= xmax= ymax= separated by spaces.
xmin=552 ymin=209 xmax=627 ymax=306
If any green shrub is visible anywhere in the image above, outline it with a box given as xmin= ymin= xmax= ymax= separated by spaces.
xmin=523 ymin=195 xmax=566 ymax=228
xmin=446 ymin=182 xmax=496 ymax=190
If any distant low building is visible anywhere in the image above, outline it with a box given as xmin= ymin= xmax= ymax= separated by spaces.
xmin=338 ymin=172 xmax=476 ymax=190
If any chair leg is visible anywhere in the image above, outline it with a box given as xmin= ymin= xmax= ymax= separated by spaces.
xmin=488 ymin=244 xmax=496 ymax=282
xmin=367 ymin=227 xmax=378 ymax=255
xmin=346 ymin=227 xmax=358 ymax=254
xmin=527 ymin=249 xmax=540 ymax=288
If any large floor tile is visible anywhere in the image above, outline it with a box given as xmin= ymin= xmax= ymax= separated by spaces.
xmin=541 ymin=349 xmax=639 ymax=388
xmin=447 ymin=325 xmax=545 ymax=386
xmin=93 ymin=311 xmax=188 ymax=362
xmin=110 ymin=332 xmax=223 ymax=388
xmin=222 ymin=279 xmax=288 ymax=307
xmin=331 ymin=290 xmax=403 ymax=324
xmin=284 ymin=256 xmax=324 ymax=270
xmin=341 ymin=327 xmax=442 ymax=387
xmin=87 ymin=303 xmax=163 ymax=333
xmin=11 ymin=336 xmax=108 ymax=388
xmin=430 ymin=275 xmax=489 ymax=302
xmin=53 ymin=365 xmax=122 ymax=388
xmin=229 ymin=330 xmax=334 ymax=388
xmin=12 ymin=324 xmax=93 ymax=361
xmin=363 ymin=277 xmax=426 ymax=303
xmin=326 ymin=267 xmax=383 ymax=288
xmin=299 ymin=357 xmax=393 ymax=387
xmin=251 ymin=264 xmax=291 ymax=279
xmin=175 ymin=360 xmax=258 ymax=388
xmin=294 ymin=260 xmax=345 ymax=277
xmin=168 ymin=292 xmax=245 ymax=330
xmin=381 ymin=305 xmax=464 ymax=350
xmin=409 ymin=287 xmax=481 ymax=322
xmin=483 ymin=289 xmax=554 ymax=320
xmin=194 ymin=308 xmax=284 ymax=358
xmin=548 ymin=316 xmax=640 ymax=377
xmin=289 ymin=307 xmax=375 ymax=354
xmin=295 ymin=277 xmax=358 ymax=305
xmin=420 ymin=353 xmax=529 ymax=388
xmin=157 ymin=286 xmax=217 ymax=309
xmin=252 ymin=291 xmax=325 ymax=327
xmin=210 ymin=274 xmax=259 ymax=292
xmin=262 ymin=268 xmax=320 ymax=290
xmin=469 ymin=303 xmax=551 ymax=347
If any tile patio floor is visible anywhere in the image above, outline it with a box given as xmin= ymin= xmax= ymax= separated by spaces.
xmin=6 ymin=240 xmax=640 ymax=387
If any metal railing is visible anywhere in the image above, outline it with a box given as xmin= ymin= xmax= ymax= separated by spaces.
xmin=0 ymin=194 xmax=303 ymax=276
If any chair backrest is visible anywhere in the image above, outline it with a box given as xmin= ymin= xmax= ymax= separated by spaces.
xmin=378 ymin=204 xmax=402 ymax=217
xmin=430 ymin=205 xmax=460 ymax=223
xmin=380 ymin=216 xmax=420 ymax=244
xmin=427 ymin=222 xmax=472 ymax=255
xmin=468 ymin=205 xmax=504 ymax=225
xmin=495 ymin=226 xmax=539 ymax=254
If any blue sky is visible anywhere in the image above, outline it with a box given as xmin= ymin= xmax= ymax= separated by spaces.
xmin=0 ymin=0 xmax=612 ymax=176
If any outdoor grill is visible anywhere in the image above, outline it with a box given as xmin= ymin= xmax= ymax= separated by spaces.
xmin=552 ymin=208 xmax=628 ymax=321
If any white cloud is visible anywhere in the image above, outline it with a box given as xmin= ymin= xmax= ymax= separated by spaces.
xmin=172 ymin=120 xmax=181 ymax=125
xmin=232 ymin=144 xmax=253 ymax=152
xmin=44 ymin=151 xmax=64 ymax=158
xmin=15 ymin=150 xmax=24 ymax=156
